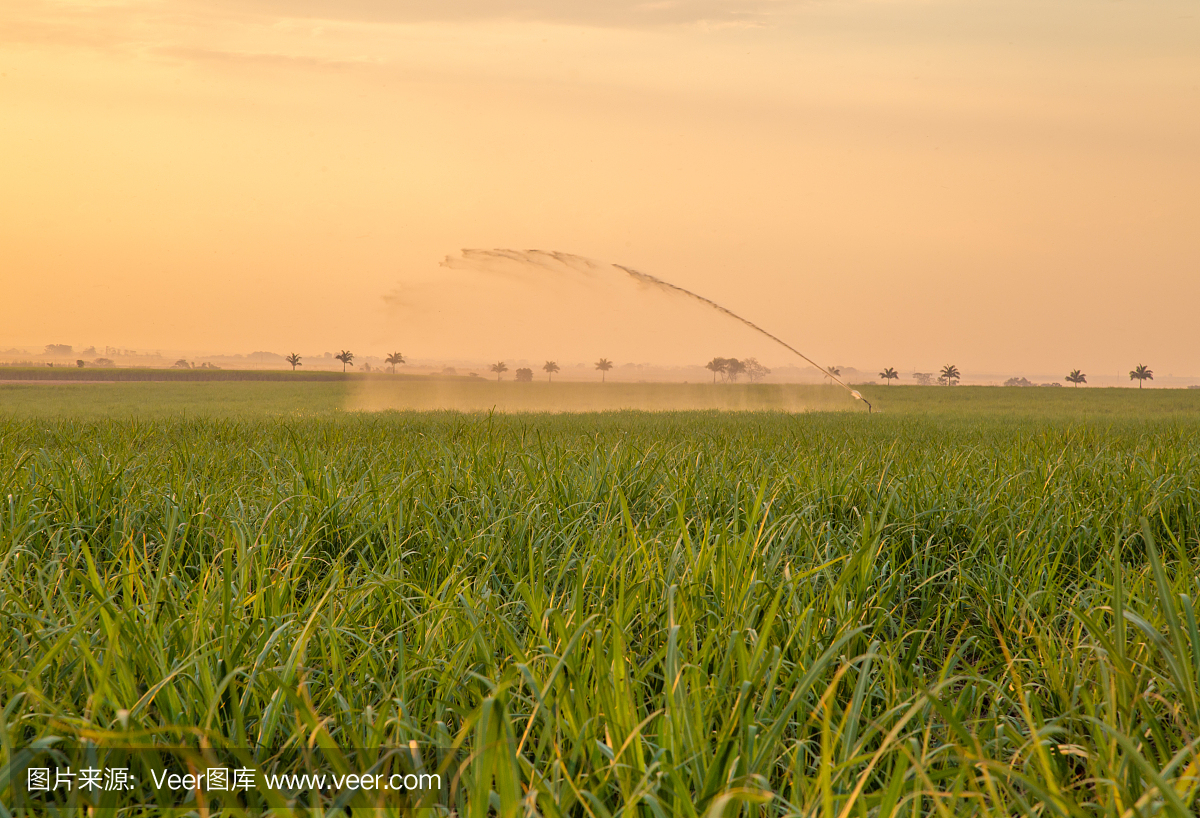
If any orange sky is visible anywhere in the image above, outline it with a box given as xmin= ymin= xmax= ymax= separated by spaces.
xmin=2 ymin=0 xmax=1198 ymax=376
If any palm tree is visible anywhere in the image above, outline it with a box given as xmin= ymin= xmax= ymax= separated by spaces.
xmin=879 ymin=367 xmax=899 ymax=385
xmin=543 ymin=361 xmax=559 ymax=382
xmin=285 ymin=353 xmax=302 ymax=371
xmin=824 ymin=366 xmax=840 ymax=384
xmin=1129 ymin=364 xmax=1153 ymax=388
xmin=595 ymin=358 xmax=613 ymax=382
xmin=705 ymin=357 xmax=728 ymax=384
xmin=385 ymin=352 xmax=405 ymax=374
xmin=335 ymin=350 xmax=354 ymax=372
xmin=490 ymin=361 xmax=508 ymax=381
xmin=1065 ymin=369 xmax=1086 ymax=387
xmin=940 ymin=364 xmax=960 ymax=385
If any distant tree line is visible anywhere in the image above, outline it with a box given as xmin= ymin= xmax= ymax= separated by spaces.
xmin=704 ymin=357 xmax=770 ymax=383
xmin=891 ymin=364 xmax=1158 ymax=389
xmin=486 ymin=359 xmax=615 ymax=382
xmin=26 ymin=344 xmax=1170 ymax=391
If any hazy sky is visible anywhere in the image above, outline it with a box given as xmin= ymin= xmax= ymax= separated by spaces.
xmin=2 ymin=0 xmax=1197 ymax=375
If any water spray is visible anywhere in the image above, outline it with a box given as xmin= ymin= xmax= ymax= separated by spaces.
xmin=614 ymin=264 xmax=871 ymax=413
xmin=440 ymin=249 xmax=872 ymax=412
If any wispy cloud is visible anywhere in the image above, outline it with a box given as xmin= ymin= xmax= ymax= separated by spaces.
xmin=205 ymin=0 xmax=808 ymax=30
xmin=154 ymin=45 xmax=383 ymax=70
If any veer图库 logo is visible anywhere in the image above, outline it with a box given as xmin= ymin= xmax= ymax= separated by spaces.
xmin=10 ymin=745 xmax=455 ymax=814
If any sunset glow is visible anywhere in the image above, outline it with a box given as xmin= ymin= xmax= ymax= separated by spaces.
xmin=3 ymin=0 xmax=1197 ymax=377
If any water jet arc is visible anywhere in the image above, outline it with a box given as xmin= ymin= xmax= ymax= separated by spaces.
xmin=615 ymin=264 xmax=872 ymax=412
xmin=441 ymin=248 xmax=872 ymax=412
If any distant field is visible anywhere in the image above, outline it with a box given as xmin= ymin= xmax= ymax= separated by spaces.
xmin=3 ymin=390 xmax=1199 ymax=813
xmin=0 ymin=365 xmax=399 ymax=381
xmin=1 ymin=379 xmax=1198 ymax=417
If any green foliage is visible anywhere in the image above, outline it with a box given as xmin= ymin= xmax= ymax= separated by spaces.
xmin=2 ymin=405 xmax=1200 ymax=814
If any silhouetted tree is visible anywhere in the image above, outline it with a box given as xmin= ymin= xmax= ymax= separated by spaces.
xmin=879 ymin=367 xmax=899 ymax=385
xmin=515 ymin=367 xmax=533 ymax=382
xmin=1065 ymin=369 xmax=1086 ymax=387
xmin=824 ymin=366 xmax=840 ymax=384
xmin=743 ymin=358 xmax=770 ymax=383
xmin=490 ymin=361 xmax=508 ymax=381
xmin=173 ymin=359 xmax=190 ymax=369
xmin=595 ymin=358 xmax=613 ymax=382
xmin=940 ymin=364 xmax=960 ymax=385
xmin=385 ymin=352 xmax=405 ymax=374
xmin=335 ymin=350 xmax=355 ymax=372
xmin=543 ymin=361 xmax=560 ymax=382
xmin=1130 ymin=364 xmax=1153 ymax=389
xmin=705 ymin=357 xmax=728 ymax=383
xmin=286 ymin=353 xmax=302 ymax=371
xmin=725 ymin=358 xmax=746 ymax=382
